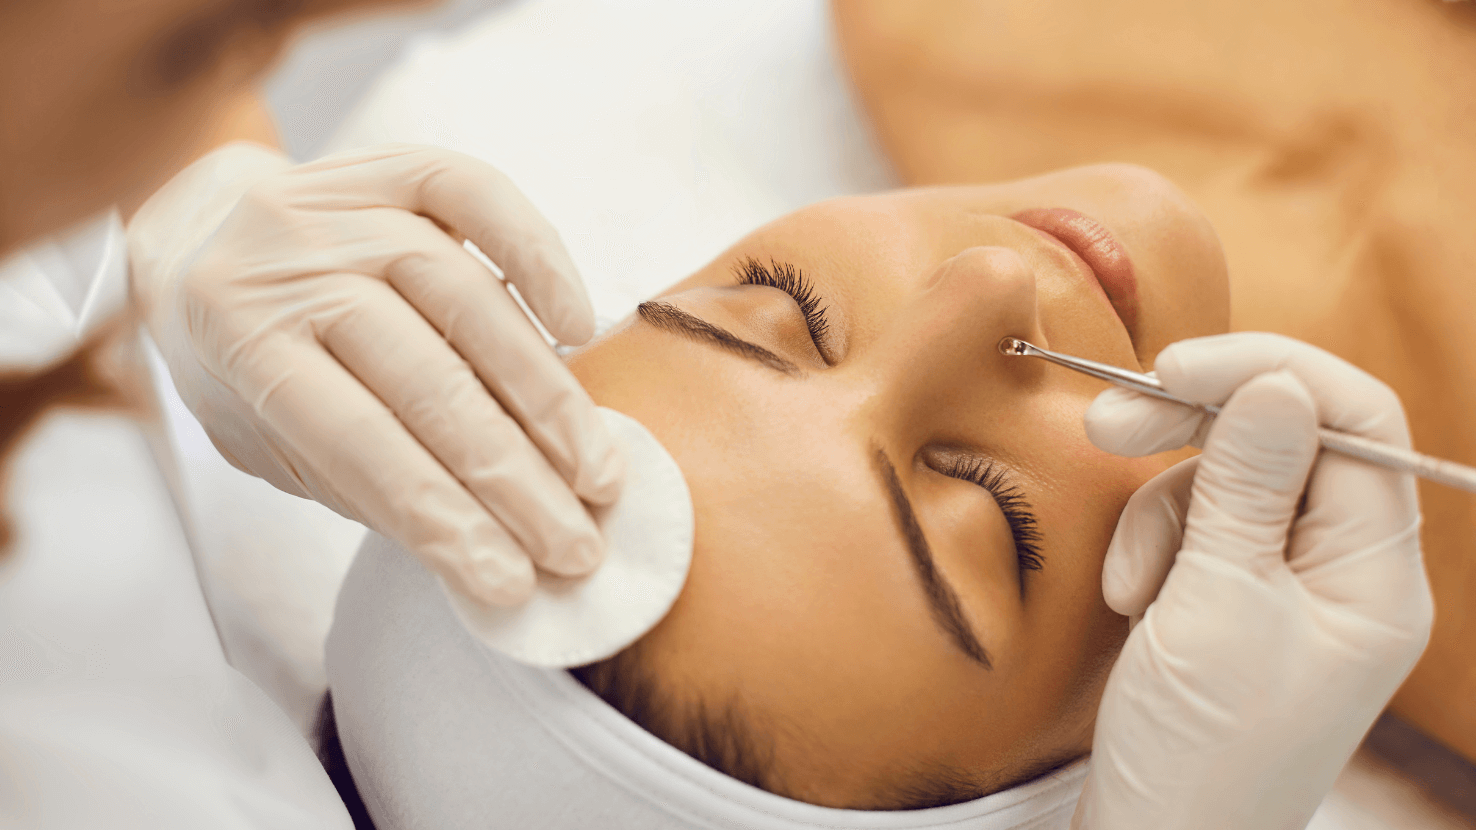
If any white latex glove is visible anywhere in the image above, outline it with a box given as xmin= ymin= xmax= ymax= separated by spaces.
xmin=128 ymin=142 xmax=624 ymax=606
xmin=1073 ymin=332 xmax=1433 ymax=830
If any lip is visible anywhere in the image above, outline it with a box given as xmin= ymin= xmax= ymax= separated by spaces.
xmin=1010 ymin=207 xmax=1139 ymax=336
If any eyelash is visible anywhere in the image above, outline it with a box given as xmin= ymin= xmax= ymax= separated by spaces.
xmin=734 ymin=257 xmax=1040 ymax=573
xmin=734 ymin=257 xmax=832 ymax=351
xmin=937 ymin=456 xmax=1045 ymax=574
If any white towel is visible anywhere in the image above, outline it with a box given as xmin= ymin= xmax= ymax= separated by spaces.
xmin=326 ymin=531 xmax=1088 ymax=829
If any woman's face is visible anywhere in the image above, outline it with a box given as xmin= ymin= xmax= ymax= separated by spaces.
xmin=567 ymin=163 xmax=1229 ymax=807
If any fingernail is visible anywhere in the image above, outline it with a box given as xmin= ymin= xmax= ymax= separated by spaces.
xmin=569 ymin=533 xmax=606 ymax=575
xmin=1095 ymin=386 xmax=1211 ymax=457
xmin=1101 ymin=548 xmax=1134 ymax=603
xmin=559 ymin=303 xmax=596 ymax=346
xmin=578 ymin=433 xmax=627 ymax=506
xmin=469 ymin=552 xmax=535 ymax=606
xmin=1084 ymin=386 xmax=1147 ymax=429
xmin=1150 ymin=341 xmax=1188 ymax=387
xmin=539 ymin=526 xmax=605 ymax=577
xmin=544 ymin=248 xmax=596 ymax=345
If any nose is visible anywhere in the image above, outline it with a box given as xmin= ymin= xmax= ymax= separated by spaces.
xmin=892 ymin=245 xmax=1045 ymax=368
xmin=867 ymin=246 xmax=1049 ymax=420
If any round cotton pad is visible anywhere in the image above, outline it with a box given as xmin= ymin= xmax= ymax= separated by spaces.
xmin=438 ymin=406 xmax=693 ymax=668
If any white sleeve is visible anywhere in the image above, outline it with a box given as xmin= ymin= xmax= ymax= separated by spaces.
xmin=0 ymin=225 xmax=351 ymax=829
xmin=0 ymin=411 xmax=354 ymax=830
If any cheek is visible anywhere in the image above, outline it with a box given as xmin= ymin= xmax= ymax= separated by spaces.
xmin=1031 ymin=434 xmax=1158 ymax=601
xmin=1006 ymin=396 xmax=1157 ymax=710
xmin=1025 ymin=392 xmax=1164 ymax=513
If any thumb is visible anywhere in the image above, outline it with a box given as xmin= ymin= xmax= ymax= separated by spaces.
xmin=1084 ymin=384 xmax=1210 ymax=457
xmin=1102 ymin=455 xmax=1199 ymax=618
xmin=1181 ymin=370 xmax=1320 ymax=572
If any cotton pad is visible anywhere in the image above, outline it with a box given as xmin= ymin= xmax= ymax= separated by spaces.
xmin=438 ymin=406 xmax=693 ymax=668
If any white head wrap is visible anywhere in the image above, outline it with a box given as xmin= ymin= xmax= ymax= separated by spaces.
xmin=327 ymin=535 xmax=1087 ymax=829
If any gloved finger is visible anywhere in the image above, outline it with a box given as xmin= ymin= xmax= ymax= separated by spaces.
xmin=1284 ymin=420 xmax=1426 ymax=635
xmin=1289 ymin=435 xmax=1421 ymax=578
xmin=295 ymin=145 xmax=596 ymax=345
xmin=1180 ymin=370 xmax=1320 ymax=572
xmin=382 ymin=212 xmax=623 ymax=506
xmin=1084 ymin=385 xmax=1211 ymax=457
xmin=1159 ymin=333 xmax=1426 ymax=613
xmin=314 ymin=275 xmax=606 ymax=577
xmin=1288 ymin=447 xmax=1429 ymax=643
xmin=1102 ymin=455 xmax=1200 ymax=617
xmin=237 ymin=335 xmax=538 ymax=606
xmin=1153 ymin=332 xmax=1410 ymax=446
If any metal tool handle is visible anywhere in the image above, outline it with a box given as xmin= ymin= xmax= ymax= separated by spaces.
xmin=1318 ymin=429 xmax=1476 ymax=493
xmin=1000 ymin=337 xmax=1476 ymax=495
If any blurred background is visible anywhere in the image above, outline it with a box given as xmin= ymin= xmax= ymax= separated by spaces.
xmin=263 ymin=0 xmax=507 ymax=161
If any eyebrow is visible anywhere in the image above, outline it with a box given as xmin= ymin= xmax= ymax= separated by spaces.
xmin=873 ymin=448 xmax=993 ymax=669
xmin=636 ymin=301 xmax=800 ymax=375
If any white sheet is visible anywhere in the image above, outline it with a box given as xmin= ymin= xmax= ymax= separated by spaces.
xmin=327 ymin=0 xmax=897 ymax=321
xmin=0 ymin=217 xmax=351 ymax=828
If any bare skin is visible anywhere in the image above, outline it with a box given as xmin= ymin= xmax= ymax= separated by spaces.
xmin=832 ymin=0 xmax=1476 ymax=763
xmin=0 ymin=0 xmax=396 ymax=257
xmin=567 ymin=164 xmax=1228 ymax=806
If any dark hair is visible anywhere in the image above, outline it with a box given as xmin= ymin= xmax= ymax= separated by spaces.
xmin=0 ymin=321 xmax=133 ymax=555
xmin=319 ymin=659 xmax=1064 ymax=818
xmin=571 ymin=642 xmax=779 ymax=793
xmin=315 ymin=693 xmax=377 ymax=830
xmin=571 ymin=645 xmax=1017 ymax=811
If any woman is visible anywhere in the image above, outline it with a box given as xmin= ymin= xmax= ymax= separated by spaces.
xmin=324 ymin=159 xmax=1426 ymax=829
xmin=297 ymin=3 xmax=1425 ymax=826
xmin=564 ymin=163 xmax=1225 ymax=808
xmin=832 ymin=0 xmax=1476 ymax=761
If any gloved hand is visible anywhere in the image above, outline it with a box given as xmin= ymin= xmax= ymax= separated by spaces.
xmin=1073 ymin=332 xmax=1433 ymax=830
xmin=128 ymin=142 xmax=624 ymax=606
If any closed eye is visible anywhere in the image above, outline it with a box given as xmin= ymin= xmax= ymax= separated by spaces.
xmin=733 ymin=257 xmax=834 ymax=363
xmin=936 ymin=455 xmax=1045 ymax=580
